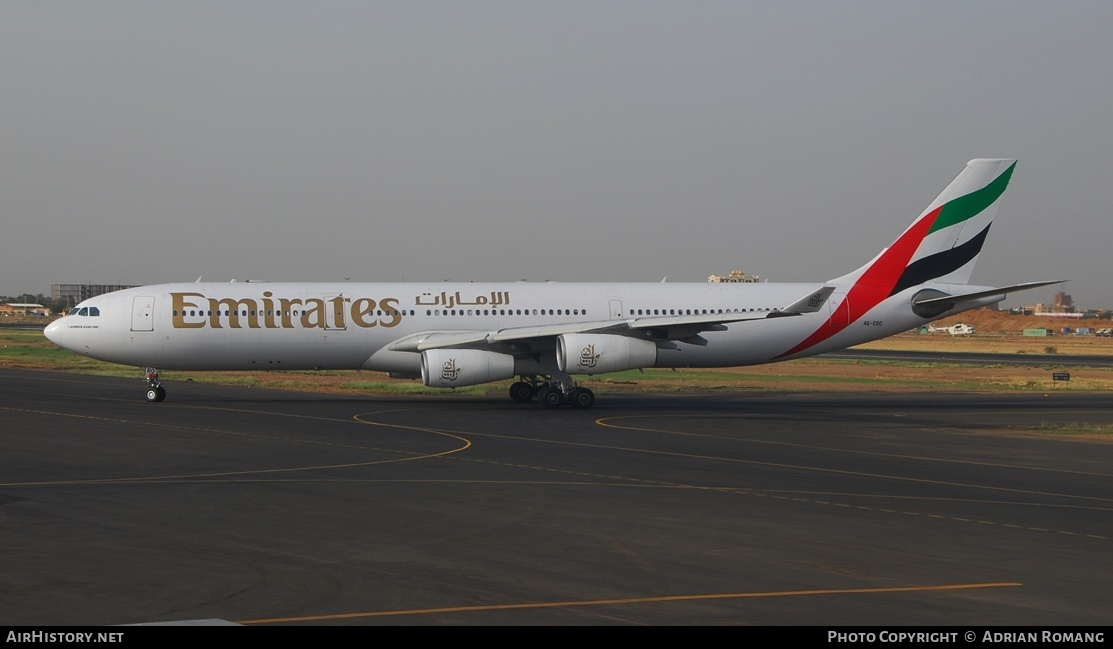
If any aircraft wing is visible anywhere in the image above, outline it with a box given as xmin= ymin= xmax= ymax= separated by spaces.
xmin=387 ymin=286 xmax=835 ymax=353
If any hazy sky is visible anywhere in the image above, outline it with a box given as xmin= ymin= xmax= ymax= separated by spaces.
xmin=3 ymin=2 xmax=1110 ymax=309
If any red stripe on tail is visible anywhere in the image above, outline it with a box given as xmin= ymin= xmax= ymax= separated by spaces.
xmin=776 ymin=205 xmax=942 ymax=358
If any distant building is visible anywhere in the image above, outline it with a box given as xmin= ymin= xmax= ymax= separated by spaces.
xmin=0 ymin=303 xmax=50 ymax=317
xmin=1023 ymin=290 xmax=1080 ymax=317
xmin=708 ymin=270 xmax=761 ymax=283
xmin=52 ymin=284 xmax=137 ymax=308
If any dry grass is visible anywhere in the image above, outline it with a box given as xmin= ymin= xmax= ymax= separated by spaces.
xmin=5 ymin=318 xmax=1113 ymax=397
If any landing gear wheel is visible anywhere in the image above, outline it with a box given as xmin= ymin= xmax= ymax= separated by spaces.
xmin=538 ymin=386 xmax=563 ymax=409
xmin=143 ymin=368 xmax=165 ymax=402
xmin=509 ymin=381 xmax=535 ymax=403
xmin=569 ymin=387 xmax=595 ymax=409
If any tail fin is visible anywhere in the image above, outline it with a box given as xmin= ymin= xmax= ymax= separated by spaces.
xmin=778 ymin=159 xmax=1032 ymax=360
xmin=831 ymin=158 xmax=1016 ymax=292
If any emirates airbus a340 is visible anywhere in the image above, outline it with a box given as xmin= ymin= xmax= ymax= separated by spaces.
xmin=46 ymin=159 xmax=1059 ymax=409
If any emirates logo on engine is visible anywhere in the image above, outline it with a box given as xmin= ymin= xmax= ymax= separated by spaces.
xmin=578 ymin=344 xmax=600 ymax=369
xmin=441 ymin=358 xmax=462 ymax=382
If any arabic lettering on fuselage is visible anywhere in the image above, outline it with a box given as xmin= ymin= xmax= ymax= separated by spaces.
xmin=414 ymin=291 xmax=511 ymax=309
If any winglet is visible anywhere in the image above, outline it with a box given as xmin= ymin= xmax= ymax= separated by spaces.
xmin=770 ymin=286 xmax=836 ymax=317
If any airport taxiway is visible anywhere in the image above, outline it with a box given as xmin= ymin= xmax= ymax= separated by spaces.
xmin=1 ymin=368 xmax=1112 ymax=625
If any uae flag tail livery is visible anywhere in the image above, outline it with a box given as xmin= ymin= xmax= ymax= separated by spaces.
xmin=779 ymin=159 xmax=1059 ymax=359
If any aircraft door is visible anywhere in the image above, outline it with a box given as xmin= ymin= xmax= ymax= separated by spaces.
xmin=131 ymin=296 xmax=155 ymax=332
xmin=323 ymin=294 xmax=347 ymax=330
xmin=609 ymin=300 xmax=623 ymax=319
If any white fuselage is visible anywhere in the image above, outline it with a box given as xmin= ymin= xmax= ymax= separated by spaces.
xmin=44 ymin=279 xmax=987 ymax=376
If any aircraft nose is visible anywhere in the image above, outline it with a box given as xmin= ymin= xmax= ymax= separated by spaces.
xmin=44 ymin=318 xmax=66 ymax=347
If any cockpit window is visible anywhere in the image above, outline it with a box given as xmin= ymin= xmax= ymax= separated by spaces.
xmin=68 ymin=306 xmax=100 ymax=317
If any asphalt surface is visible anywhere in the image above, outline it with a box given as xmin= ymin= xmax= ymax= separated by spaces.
xmin=825 ymin=347 xmax=1113 ymax=367
xmin=2 ymin=368 xmax=1112 ymax=626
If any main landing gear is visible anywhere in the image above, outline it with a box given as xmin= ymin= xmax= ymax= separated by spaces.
xmin=144 ymin=367 xmax=166 ymax=402
xmin=508 ymin=375 xmax=595 ymax=410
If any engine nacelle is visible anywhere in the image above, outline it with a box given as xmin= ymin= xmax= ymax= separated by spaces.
xmin=421 ymin=348 xmax=516 ymax=388
xmin=556 ymin=334 xmax=658 ymax=375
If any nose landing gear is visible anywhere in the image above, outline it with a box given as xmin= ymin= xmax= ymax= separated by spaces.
xmin=144 ymin=368 xmax=166 ymax=402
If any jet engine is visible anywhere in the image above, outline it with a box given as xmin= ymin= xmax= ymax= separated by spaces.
xmin=421 ymin=348 xmax=516 ymax=388
xmin=556 ymin=334 xmax=658 ymax=375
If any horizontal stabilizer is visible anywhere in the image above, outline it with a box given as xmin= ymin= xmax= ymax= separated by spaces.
xmin=913 ymin=280 xmax=1067 ymax=308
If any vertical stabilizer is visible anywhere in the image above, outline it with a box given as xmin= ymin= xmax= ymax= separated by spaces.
xmin=832 ymin=158 xmax=1016 ymax=291
xmin=779 ymin=159 xmax=1016 ymax=359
